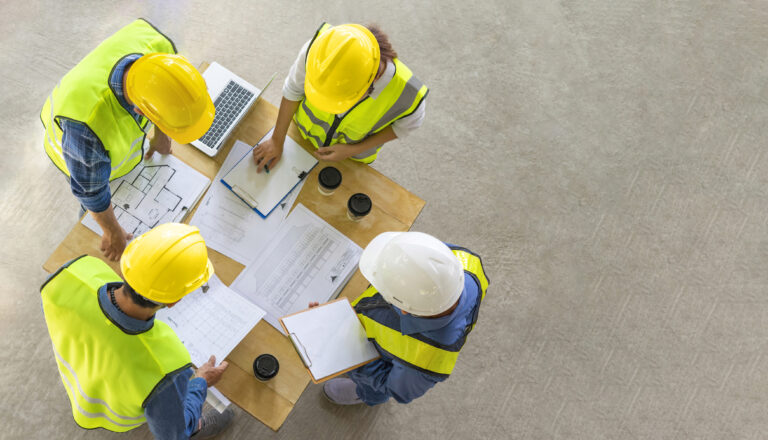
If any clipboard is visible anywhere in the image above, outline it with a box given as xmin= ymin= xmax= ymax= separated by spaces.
xmin=221 ymin=128 xmax=317 ymax=218
xmin=279 ymin=298 xmax=380 ymax=384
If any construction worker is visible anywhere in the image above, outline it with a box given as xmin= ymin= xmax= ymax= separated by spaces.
xmin=252 ymin=22 xmax=428 ymax=170
xmin=40 ymin=224 xmax=233 ymax=439
xmin=321 ymin=232 xmax=489 ymax=405
xmin=40 ymin=19 xmax=215 ymax=261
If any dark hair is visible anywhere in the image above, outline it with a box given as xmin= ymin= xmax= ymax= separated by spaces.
xmin=366 ymin=24 xmax=398 ymax=63
xmin=124 ymin=282 xmax=160 ymax=309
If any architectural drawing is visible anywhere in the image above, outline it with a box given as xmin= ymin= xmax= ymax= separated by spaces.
xmin=82 ymin=154 xmax=210 ymax=237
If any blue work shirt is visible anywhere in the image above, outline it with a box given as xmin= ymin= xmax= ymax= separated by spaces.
xmin=60 ymin=54 xmax=145 ymax=213
xmin=348 ymin=273 xmax=480 ymax=405
xmin=98 ymin=282 xmax=206 ymax=439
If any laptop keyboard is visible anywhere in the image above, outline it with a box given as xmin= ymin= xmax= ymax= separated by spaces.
xmin=197 ymin=81 xmax=254 ymax=149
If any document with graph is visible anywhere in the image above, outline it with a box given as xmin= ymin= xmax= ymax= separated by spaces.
xmin=231 ymin=204 xmax=363 ymax=333
xmin=81 ymin=153 xmax=210 ymax=237
xmin=156 ymin=274 xmax=266 ymax=367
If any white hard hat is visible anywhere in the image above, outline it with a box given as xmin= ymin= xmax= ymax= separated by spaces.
xmin=358 ymin=232 xmax=464 ymax=316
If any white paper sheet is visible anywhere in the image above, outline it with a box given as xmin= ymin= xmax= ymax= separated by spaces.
xmin=281 ymin=299 xmax=379 ymax=381
xmin=82 ymin=153 xmax=210 ymax=237
xmin=189 ymin=140 xmax=302 ymax=265
xmin=156 ymin=275 xmax=265 ymax=367
xmin=231 ymin=204 xmax=363 ymax=333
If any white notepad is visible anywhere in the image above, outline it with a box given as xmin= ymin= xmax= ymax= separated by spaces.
xmin=280 ymin=298 xmax=380 ymax=383
xmin=221 ymin=128 xmax=317 ymax=218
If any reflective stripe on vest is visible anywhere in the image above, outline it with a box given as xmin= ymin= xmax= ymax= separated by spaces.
xmin=293 ymin=22 xmax=428 ymax=163
xmin=40 ymin=19 xmax=175 ymax=180
xmin=40 ymin=255 xmax=191 ymax=432
xmin=351 ymin=247 xmax=489 ymax=377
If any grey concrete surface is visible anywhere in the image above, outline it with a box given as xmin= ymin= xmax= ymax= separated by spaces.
xmin=2 ymin=0 xmax=768 ymax=439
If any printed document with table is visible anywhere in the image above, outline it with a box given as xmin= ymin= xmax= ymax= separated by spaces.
xmin=156 ymin=274 xmax=266 ymax=368
xmin=231 ymin=203 xmax=363 ymax=333
xmin=280 ymin=298 xmax=379 ymax=383
xmin=190 ymin=140 xmax=303 ymax=265
xmin=221 ymin=128 xmax=317 ymax=218
xmin=81 ymin=153 xmax=210 ymax=237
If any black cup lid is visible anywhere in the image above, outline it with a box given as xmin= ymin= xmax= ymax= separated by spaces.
xmin=348 ymin=193 xmax=372 ymax=216
xmin=318 ymin=167 xmax=342 ymax=189
xmin=253 ymin=354 xmax=279 ymax=379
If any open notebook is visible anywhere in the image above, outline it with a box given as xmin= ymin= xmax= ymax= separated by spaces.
xmin=280 ymin=298 xmax=380 ymax=383
xmin=221 ymin=128 xmax=317 ymax=218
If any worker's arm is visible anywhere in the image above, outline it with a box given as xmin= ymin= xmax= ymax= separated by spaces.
xmin=144 ymin=127 xmax=172 ymax=159
xmin=313 ymin=126 xmax=397 ymax=162
xmin=61 ymin=120 xmax=132 ymax=261
xmin=144 ymin=367 xmax=206 ymax=440
xmin=251 ymin=97 xmax=300 ymax=172
xmin=90 ymin=207 xmax=133 ymax=261
xmin=251 ymin=39 xmax=311 ymax=172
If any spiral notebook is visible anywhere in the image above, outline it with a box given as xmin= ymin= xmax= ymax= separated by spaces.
xmin=280 ymin=298 xmax=380 ymax=383
xmin=221 ymin=128 xmax=317 ymax=218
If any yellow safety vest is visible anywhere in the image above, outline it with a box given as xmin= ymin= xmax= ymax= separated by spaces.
xmin=40 ymin=19 xmax=176 ymax=180
xmin=40 ymin=256 xmax=191 ymax=432
xmin=351 ymin=246 xmax=489 ymax=378
xmin=293 ymin=22 xmax=429 ymax=163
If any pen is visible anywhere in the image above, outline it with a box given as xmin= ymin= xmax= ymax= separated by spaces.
xmin=264 ymin=163 xmax=269 ymax=173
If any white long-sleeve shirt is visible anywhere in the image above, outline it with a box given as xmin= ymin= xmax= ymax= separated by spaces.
xmin=282 ymin=40 xmax=426 ymax=139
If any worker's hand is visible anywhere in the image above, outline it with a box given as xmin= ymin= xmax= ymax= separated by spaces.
xmin=314 ymin=145 xmax=351 ymax=162
xmin=145 ymin=131 xmax=172 ymax=159
xmin=252 ymin=137 xmax=283 ymax=173
xmin=195 ymin=355 xmax=229 ymax=387
xmin=308 ymin=302 xmax=319 ymax=308
xmin=101 ymin=227 xmax=133 ymax=261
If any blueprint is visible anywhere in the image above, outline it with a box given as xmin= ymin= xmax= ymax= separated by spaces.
xmin=82 ymin=153 xmax=210 ymax=237
xmin=190 ymin=140 xmax=303 ymax=265
xmin=231 ymin=203 xmax=362 ymax=334
xmin=156 ymin=274 xmax=266 ymax=367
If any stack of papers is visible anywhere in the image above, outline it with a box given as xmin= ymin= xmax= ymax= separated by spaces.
xmin=231 ymin=204 xmax=363 ymax=333
xmin=190 ymin=140 xmax=302 ymax=265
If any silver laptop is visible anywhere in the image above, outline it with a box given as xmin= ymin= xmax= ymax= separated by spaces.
xmin=191 ymin=62 xmax=275 ymax=157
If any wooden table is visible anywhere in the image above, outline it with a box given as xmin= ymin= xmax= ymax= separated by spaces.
xmin=42 ymin=65 xmax=425 ymax=431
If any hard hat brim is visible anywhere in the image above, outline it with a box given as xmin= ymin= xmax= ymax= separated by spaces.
xmin=152 ymin=95 xmax=215 ymax=145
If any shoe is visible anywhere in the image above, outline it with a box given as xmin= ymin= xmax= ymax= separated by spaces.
xmin=322 ymin=378 xmax=363 ymax=405
xmin=192 ymin=407 xmax=234 ymax=439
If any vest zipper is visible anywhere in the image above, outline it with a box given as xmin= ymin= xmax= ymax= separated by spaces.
xmin=321 ymin=97 xmax=369 ymax=147
xmin=323 ymin=115 xmax=341 ymax=147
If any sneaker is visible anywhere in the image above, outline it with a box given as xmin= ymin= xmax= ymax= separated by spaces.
xmin=322 ymin=378 xmax=363 ymax=405
xmin=192 ymin=407 xmax=234 ymax=439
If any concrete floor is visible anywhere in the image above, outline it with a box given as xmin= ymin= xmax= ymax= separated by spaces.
xmin=2 ymin=0 xmax=768 ymax=438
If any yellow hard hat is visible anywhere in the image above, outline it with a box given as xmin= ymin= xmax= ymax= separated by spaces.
xmin=305 ymin=24 xmax=380 ymax=114
xmin=125 ymin=53 xmax=215 ymax=144
xmin=120 ymin=223 xmax=214 ymax=304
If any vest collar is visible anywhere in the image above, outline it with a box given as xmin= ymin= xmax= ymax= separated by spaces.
xmin=369 ymin=60 xmax=395 ymax=100
xmin=108 ymin=54 xmax=143 ymax=122
xmin=98 ymin=282 xmax=155 ymax=334
xmin=398 ymin=286 xmax=469 ymax=335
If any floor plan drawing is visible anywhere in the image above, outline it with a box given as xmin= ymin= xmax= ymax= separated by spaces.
xmin=82 ymin=154 xmax=210 ymax=237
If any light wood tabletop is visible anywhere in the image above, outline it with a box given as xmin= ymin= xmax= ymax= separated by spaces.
xmin=42 ymin=63 xmax=425 ymax=430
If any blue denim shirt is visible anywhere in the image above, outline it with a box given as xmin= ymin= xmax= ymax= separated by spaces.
xmin=348 ymin=273 xmax=481 ymax=405
xmin=98 ymin=282 xmax=206 ymax=439
xmin=60 ymin=54 xmax=145 ymax=213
